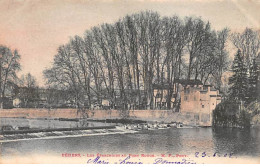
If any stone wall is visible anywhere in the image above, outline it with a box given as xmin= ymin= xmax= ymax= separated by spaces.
xmin=0 ymin=108 xmax=212 ymax=126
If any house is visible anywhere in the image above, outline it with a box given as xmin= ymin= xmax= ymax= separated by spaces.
xmin=12 ymin=87 xmax=74 ymax=108
xmin=153 ymin=83 xmax=176 ymax=109
xmin=153 ymin=80 xmax=221 ymax=118
xmin=13 ymin=98 xmax=21 ymax=108
xmin=180 ymin=82 xmax=221 ymax=124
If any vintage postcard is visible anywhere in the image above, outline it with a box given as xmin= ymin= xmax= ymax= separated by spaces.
xmin=0 ymin=0 xmax=260 ymax=164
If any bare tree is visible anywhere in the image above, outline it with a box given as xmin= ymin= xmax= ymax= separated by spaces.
xmin=44 ymin=44 xmax=83 ymax=108
xmin=211 ymin=28 xmax=230 ymax=90
xmin=0 ymin=46 xmax=21 ymax=109
xmin=20 ymin=73 xmax=37 ymax=88
xmin=44 ymin=11 xmax=230 ymax=111
xmin=230 ymin=28 xmax=260 ymax=68
xmin=123 ymin=14 xmax=141 ymax=109
xmin=18 ymin=73 xmax=39 ymax=107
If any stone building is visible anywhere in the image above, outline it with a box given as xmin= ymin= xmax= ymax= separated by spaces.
xmin=180 ymin=83 xmax=221 ymax=124
xmin=153 ymin=80 xmax=221 ymax=123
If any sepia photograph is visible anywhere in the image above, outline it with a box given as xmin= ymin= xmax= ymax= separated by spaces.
xmin=0 ymin=0 xmax=260 ymax=164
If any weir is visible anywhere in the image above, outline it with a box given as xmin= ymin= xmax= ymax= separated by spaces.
xmin=0 ymin=127 xmax=137 ymax=142
xmin=0 ymin=125 xmax=116 ymax=135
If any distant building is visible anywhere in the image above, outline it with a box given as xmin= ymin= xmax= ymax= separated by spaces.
xmin=11 ymin=87 xmax=74 ymax=108
xmin=153 ymin=83 xmax=176 ymax=109
xmin=13 ymin=98 xmax=21 ymax=108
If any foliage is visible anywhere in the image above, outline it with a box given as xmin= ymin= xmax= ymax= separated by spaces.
xmin=246 ymin=100 xmax=260 ymax=125
xmin=238 ymin=109 xmax=251 ymax=128
xmin=213 ymin=98 xmax=239 ymax=127
xmin=228 ymin=49 xmax=248 ymax=102
xmin=213 ymin=98 xmax=254 ymax=128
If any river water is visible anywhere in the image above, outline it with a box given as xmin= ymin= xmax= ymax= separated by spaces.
xmin=1 ymin=126 xmax=260 ymax=163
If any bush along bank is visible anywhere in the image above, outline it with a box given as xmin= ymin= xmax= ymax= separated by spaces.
xmin=213 ymin=99 xmax=259 ymax=128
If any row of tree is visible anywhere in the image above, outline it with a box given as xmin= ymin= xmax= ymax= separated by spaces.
xmin=1 ymin=11 xmax=259 ymax=111
xmin=44 ymin=11 xmax=230 ymax=110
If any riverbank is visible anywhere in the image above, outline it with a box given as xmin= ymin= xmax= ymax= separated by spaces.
xmin=0 ymin=108 xmax=212 ymax=126
xmin=213 ymin=100 xmax=260 ymax=128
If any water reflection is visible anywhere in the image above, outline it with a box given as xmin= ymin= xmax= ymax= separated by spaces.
xmin=212 ymin=127 xmax=260 ymax=157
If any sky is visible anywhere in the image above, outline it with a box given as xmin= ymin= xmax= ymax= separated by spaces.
xmin=0 ymin=0 xmax=259 ymax=87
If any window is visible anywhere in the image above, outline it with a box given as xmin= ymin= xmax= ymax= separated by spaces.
xmin=184 ymin=96 xmax=188 ymax=101
xmin=184 ymin=87 xmax=190 ymax=94
xmin=162 ymin=102 xmax=166 ymax=107
xmin=156 ymin=102 xmax=161 ymax=108
xmin=202 ymin=104 xmax=204 ymax=108
xmin=203 ymin=86 xmax=208 ymax=91
xmin=156 ymin=93 xmax=161 ymax=98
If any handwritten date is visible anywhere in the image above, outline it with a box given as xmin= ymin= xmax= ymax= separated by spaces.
xmin=195 ymin=152 xmax=234 ymax=158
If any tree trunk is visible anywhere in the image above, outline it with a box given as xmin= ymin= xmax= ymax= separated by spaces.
xmin=0 ymin=59 xmax=2 ymax=109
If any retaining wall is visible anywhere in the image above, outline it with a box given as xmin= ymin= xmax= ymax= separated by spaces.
xmin=0 ymin=108 xmax=212 ymax=126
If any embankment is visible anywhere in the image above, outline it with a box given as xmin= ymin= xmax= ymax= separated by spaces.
xmin=0 ymin=108 xmax=212 ymax=126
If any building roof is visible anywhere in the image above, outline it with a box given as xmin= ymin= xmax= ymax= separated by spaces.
xmin=210 ymin=95 xmax=222 ymax=97
xmin=210 ymin=87 xmax=217 ymax=91
xmin=153 ymin=79 xmax=203 ymax=89
xmin=176 ymin=79 xmax=203 ymax=85
xmin=153 ymin=83 xmax=173 ymax=89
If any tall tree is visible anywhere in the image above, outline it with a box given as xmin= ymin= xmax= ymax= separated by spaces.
xmin=211 ymin=29 xmax=230 ymax=90
xmin=228 ymin=49 xmax=248 ymax=102
xmin=18 ymin=73 xmax=39 ymax=108
xmin=230 ymin=28 xmax=260 ymax=69
xmin=247 ymin=57 xmax=258 ymax=103
xmin=0 ymin=46 xmax=21 ymax=109
xmin=20 ymin=73 xmax=37 ymax=88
